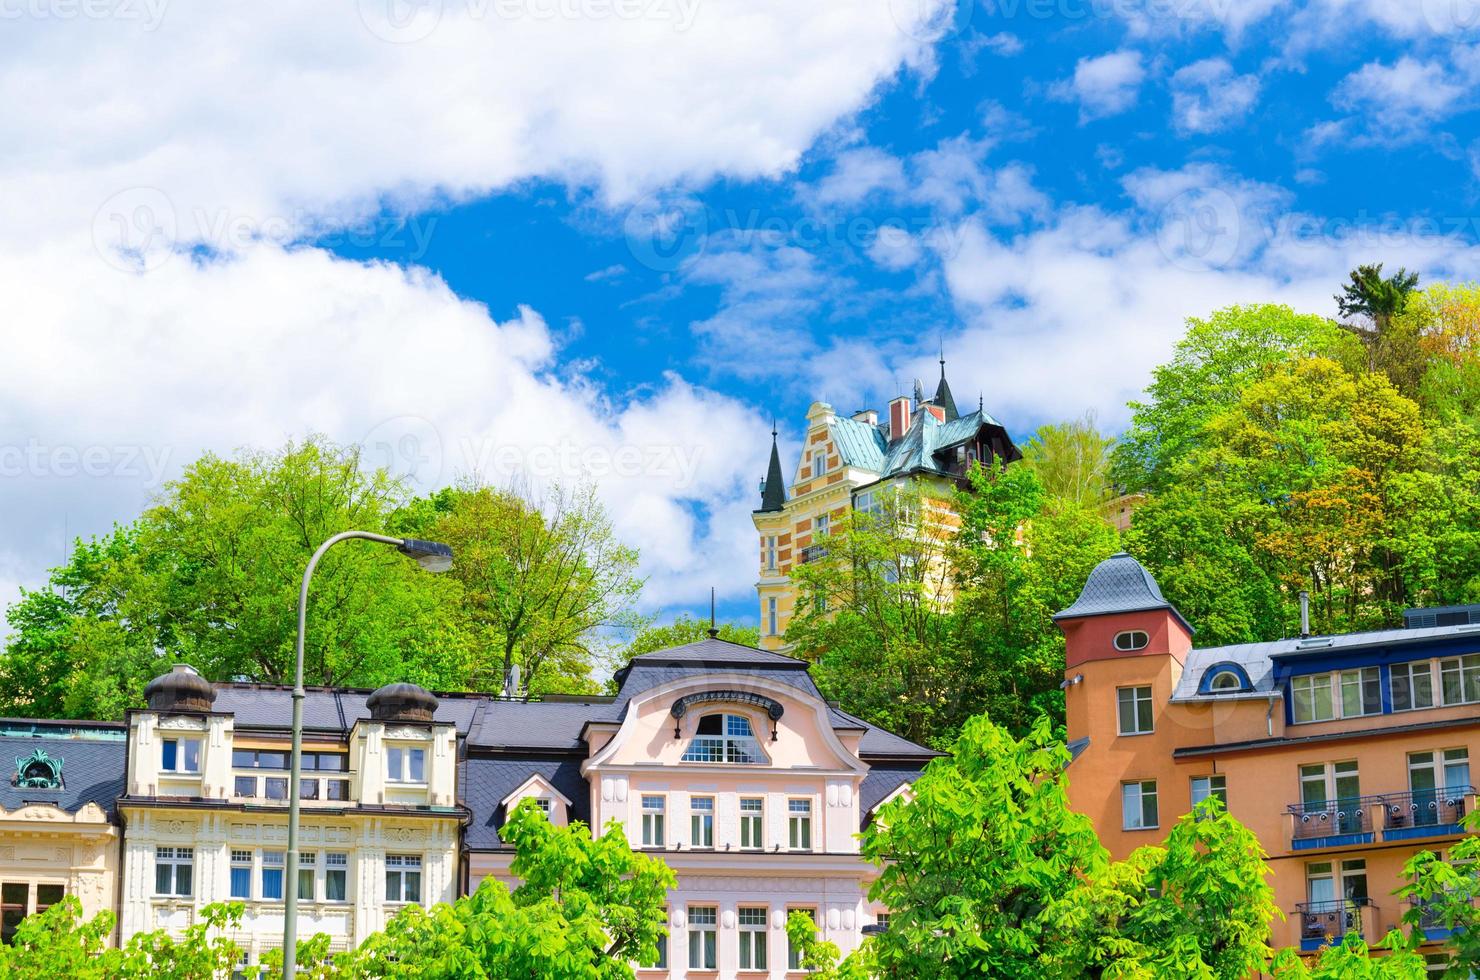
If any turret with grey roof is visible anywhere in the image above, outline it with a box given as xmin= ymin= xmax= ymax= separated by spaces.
xmin=1054 ymin=551 xmax=1194 ymax=634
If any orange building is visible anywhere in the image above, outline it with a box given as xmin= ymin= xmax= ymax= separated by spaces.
xmin=1059 ymin=552 xmax=1477 ymax=970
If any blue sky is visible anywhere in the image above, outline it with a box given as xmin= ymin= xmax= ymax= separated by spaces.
xmin=4 ymin=0 xmax=1480 ymax=629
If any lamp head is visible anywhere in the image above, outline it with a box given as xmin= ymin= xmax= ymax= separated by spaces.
xmin=398 ymin=538 xmax=454 ymax=573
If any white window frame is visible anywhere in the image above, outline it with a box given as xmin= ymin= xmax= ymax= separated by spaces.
xmin=788 ymin=798 xmax=813 ymax=850
xmin=690 ymin=796 xmax=714 ymax=848
xmin=386 ymin=745 xmax=427 ymax=784
xmin=681 ymin=713 xmax=765 ymax=764
xmin=160 ymin=737 xmax=202 ymax=774
xmin=154 ymin=846 xmax=194 ymax=897
xmin=787 ymin=907 xmax=815 ymax=969
xmin=1190 ymin=774 xmax=1227 ymax=809
xmin=687 ymin=906 xmax=717 ymax=970
xmin=1338 ymin=666 xmax=1382 ymax=719
xmin=385 ymin=854 xmax=422 ymax=904
xmin=228 ymin=849 xmax=252 ymax=900
xmin=1440 ymin=654 xmax=1480 ymax=706
xmin=1392 ymin=660 xmax=1436 ymax=712
xmin=1208 ymin=669 xmax=1244 ymax=692
xmin=1113 ymin=630 xmax=1149 ymax=652
xmin=260 ymin=849 xmax=285 ymax=901
xmin=324 ymin=852 xmax=349 ymax=903
xmin=738 ymin=906 xmax=768 ymax=970
xmin=1121 ymin=780 xmax=1158 ymax=831
xmin=767 ymin=597 xmax=778 ymax=636
xmin=765 ymin=536 xmax=777 ymax=571
xmin=1291 ymin=673 xmax=1336 ymax=723
xmin=1116 ymin=686 xmax=1154 ymax=736
xmin=740 ymin=797 xmax=764 ymax=850
xmin=641 ymin=795 xmax=665 ymax=847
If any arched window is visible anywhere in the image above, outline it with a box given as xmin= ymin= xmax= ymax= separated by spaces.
xmin=1114 ymin=630 xmax=1150 ymax=652
xmin=1197 ymin=662 xmax=1253 ymax=695
xmin=681 ymin=713 xmax=764 ymax=764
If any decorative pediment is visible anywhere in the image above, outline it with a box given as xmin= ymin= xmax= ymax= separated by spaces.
xmin=157 ymin=716 xmax=206 ymax=731
xmin=13 ymin=748 xmax=62 ymax=789
xmin=499 ymin=773 xmax=573 ymax=811
xmin=383 ymin=725 xmax=429 ymax=741
xmin=670 ymin=690 xmax=784 ymax=739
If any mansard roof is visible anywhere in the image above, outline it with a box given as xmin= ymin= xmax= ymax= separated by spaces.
xmin=0 ymin=725 xmax=126 ymax=817
xmin=1054 ymin=551 xmax=1193 ymax=633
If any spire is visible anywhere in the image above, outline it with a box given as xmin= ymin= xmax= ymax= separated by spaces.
xmin=708 ymin=587 xmax=719 ymax=638
xmin=758 ymin=424 xmax=786 ymax=512
xmin=935 ymin=351 xmax=960 ymax=421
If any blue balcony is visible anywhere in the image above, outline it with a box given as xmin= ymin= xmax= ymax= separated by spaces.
xmin=1296 ymin=897 xmax=1376 ymax=952
xmin=1287 ymin=799 xmax=1375 ymax=851
xmin=1378 ymin=788 xmax=1473 ymax=842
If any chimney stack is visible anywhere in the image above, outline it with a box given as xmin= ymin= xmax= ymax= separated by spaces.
xmin=888 ymin=394 xmax=912 ymax=441
xmin=1299 ymin=591 xmax=1311 ymax=638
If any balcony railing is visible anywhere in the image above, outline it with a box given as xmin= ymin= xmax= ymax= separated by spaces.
xmin=1296 ymin=897 xmax=1374 ymax=952
xmin=1287 ymin=787 xmax=1475 ymax=849
xmin=1378 ymin=787 xmax=1472 ymax=840
xmin=1287 ymin=798 xmax=1373 ymax=843
xmin=797 ymin=545 xmax=828 ymax=565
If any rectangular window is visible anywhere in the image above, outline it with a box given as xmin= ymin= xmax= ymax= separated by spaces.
xmin=767 ymin=597 xmax=778 ymax=636
xmin=1440 ymin=654 xmax=1480 ymax=706
xmin=154 ymin=846 xmax=194 ymax=897
xmin=385 ymin=854 xmax=422 ymax=903
xmin=1116 ymin=686 xmax=1154 ymax=735
xmin=641 ymin=795 xmax=665 ymax=847
xmin=1339 ymin=667 xmax=1382 ymax=719
xmin=34 ymin=885 xmax=62 ymax=915
xmin=1121 ymin=780 xmax=1158 ymax=830
xmin=1190 ymin=774 xmax=1227 ymax=809
xmin=690 ymin=797 xmax=714 ymax=848
xmin=325 ymin=853 xmax=348 ymax=903
xmin=325 ymin=778 xmax=350 ymax=801
xmin=650 ymin=908 xmax=669 ymax=969
xmin=740 ymin=797 xmax=764 ymax=850
xmin=816 ymin=513 xmax=829 ymax=537
xmin=687 ymin=906 xmax=717 ymax=970
xmin=738 ymin=906 xmax=768 ymax=970
xmin=229 ymin=849 xmax=252 ymax=899
xmin=265 ymin=777 xmax=288 ymax=801
xmin=160 ymin=737 xmax=201 ymax=774
xmin=386 ymin=747 xmax=426 ymax=783
xmin=233 ymin=775 xmax=256 ymax=798
xmin=1291 ymin=673 xmax=1336 ymax=723
xmin=787 ymin=907 xmax=815 ymax=970
xmin=260 ymin=850 xmax=284 ymax=901
xmin=1392 ymin=660 xmax=1436 ymax=711
xmin=0 ymin=884 xmax=25 ymax=945
xmin=788 ymin=798 xmax=812 ymax=850
xmin=297 ymin=851 xmax=316 ymax=901
xmin=810 ymin=450 xmax=825 ymax=479
xmin=765 ymin=536 xmax=777 ymax=571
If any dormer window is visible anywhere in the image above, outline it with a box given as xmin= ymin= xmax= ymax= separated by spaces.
xmin=1209 ymin=670 xmax=1242 ymax=692
xmin=1114 ymin=630 xmax=1150 ymax=652
xmin=161 ymin=737 xmax=201 ymax=774
xmin=1196 ymin=661 xmax=1253 ymax=696
xmin=681 ymin=713 xmax=763 ymax=764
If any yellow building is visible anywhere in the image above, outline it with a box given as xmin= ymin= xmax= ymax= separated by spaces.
xmin=1060 ymin=552 xmax=1478 ymax=970
xmin=752 ymin=363 xmax=1019 ymax=650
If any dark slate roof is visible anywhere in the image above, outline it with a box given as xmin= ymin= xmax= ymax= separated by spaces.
xmin=211 ymin=686 xmax=485 ymax=734
xmin=1054 ymin=552 xmax=1194 ymax=633
xmin=627 ymin=637 xmax=806 ymax=667
xmin=758 ymin=432 xmax=787 ymax=512
xmin=932 ymin=363 xmax=959 ymax=421
xmin=0 ymin=731 xmax=126 ymax=817
xmin=462 ymin=756 xmax=590 ymax=849
xmin=860 ymin=762 xmax=925 ymax=820
xmin=468 ymin=699 xmax=622 ymax=751
xmin=830 ymin=706 xmax=938 ymax=759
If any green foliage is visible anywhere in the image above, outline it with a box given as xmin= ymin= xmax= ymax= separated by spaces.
xmin=1 ymin=444 xmax=643 ymax=716
xmin=333 ymin=802 xmax=674 ymax=978
xmin=1398 ymin=811 xmax=1480 ymax=976
xmin=1336 ymin=263 xmax=1420 ymax=329
xmin=393 ymin=483 xmax=643 ymax=695
xmin=1020 ymin=413 xmax=1116 ymax=507
xmin=622 ymin=613 xmax=759 ymax=658
xmin=1271 ymin=932 xmax=1428 ymax=979
xmin=0 ymin=898 xmax=247 ymax=979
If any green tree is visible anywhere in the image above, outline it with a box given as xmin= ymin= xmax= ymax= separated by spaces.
xmin=1021 ymin=413 xmax=1116 ymax=508
xmin=394 ymin=483 xmax=643 ymax=695
xmin=1398 ymin=811 xmax=1480 ymax=977
xmin=623 ymin=613 xmax=759 ymax=657
xmin=1335 ymin=263 xmax=1424 ymax=394
xmin=0 ymin=899 xmax=248 ymax=979
xmin=1 ymin=438 xmax=472 ymax=717
xmin=1112 ymin=305 xmax=1357 ymax=495
xmin=334 ymin=802 xmax=675 ymax=978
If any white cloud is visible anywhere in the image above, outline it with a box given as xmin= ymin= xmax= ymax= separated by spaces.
xmin=807 ymin=147 xmax=909 ymax=207
xmin=868 ymin=225 xmax=924 ymax=270
xmin=1053 ymin=50 xmax=1147 ymax=123
xmin=1112 ymin=0 xmax=1286 ymax=42
xmin=1309 ymin=0 xmax=1480 ymax=38
xmin=1334 ymin=55 xmax=1469 ymax=120
xmin=1170 ymin=58 xmax=1262 ymax=134
xmin=0 ymin=0 xmax=952 ymax=615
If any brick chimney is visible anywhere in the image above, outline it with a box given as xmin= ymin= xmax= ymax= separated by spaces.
xmin=889 ymin=395 xmax=912 ymax=440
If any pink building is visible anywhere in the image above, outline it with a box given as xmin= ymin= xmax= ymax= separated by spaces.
xmin=463 ymin=636 xmax=935 ymax=976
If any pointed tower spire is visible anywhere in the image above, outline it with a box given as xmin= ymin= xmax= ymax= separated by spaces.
xmin=758 ymin=423 xmax=786 ymax=512
xmin=708 ymin=587 xmax=719 ymax=638
xmin=934 ymin=349 xmax=960 ymax=421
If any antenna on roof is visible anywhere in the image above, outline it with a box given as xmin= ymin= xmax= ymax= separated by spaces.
xmin=708 ymin=588 xmax=718 ymax=638
xmin=979 ymin=392 xmax=984 ymax=412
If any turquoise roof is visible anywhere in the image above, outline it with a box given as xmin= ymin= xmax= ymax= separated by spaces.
xmin=832 ymin=407 xmax=1013 ymax=479
xmin=829 ymin=415 xmax=888 ymax=470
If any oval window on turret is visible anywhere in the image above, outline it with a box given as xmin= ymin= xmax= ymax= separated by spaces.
xmin=1113 ymin=630 xmax=1150 ymax=652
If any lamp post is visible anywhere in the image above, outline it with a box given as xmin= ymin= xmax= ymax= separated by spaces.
xmin=284 ymin=533 xmax=453 ymax=979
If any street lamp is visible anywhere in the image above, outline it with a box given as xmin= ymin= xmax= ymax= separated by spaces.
xmin=284 ymin=533 xmax=453 ymax=979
